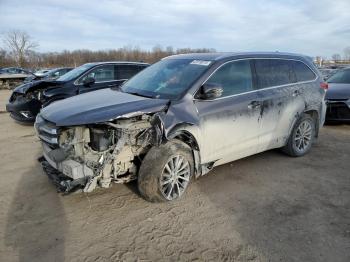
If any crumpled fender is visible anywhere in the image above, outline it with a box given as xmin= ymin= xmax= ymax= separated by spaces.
xmin=13 ymin=80 xmax=61 ymax=94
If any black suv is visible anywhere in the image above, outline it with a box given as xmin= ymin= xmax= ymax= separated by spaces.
xmin=35 ymin=52 xmax=326 ymax=201
xmin=6 ymin=62 xmax=149 ymax=122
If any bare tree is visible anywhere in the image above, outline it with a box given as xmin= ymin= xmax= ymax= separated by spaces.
xmin=331 ymin=53 xmax=341 ymax=62
xmin=2 ymin=30 xmax=38 ymax=67
xmin=0 ymin=44 xmax=216 ymax=68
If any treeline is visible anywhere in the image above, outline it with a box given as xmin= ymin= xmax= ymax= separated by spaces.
xmin=0 ymin=46 xmax=216 ymax=69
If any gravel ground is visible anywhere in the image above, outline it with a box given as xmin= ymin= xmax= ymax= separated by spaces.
xmin=0 ymin=90 xmax=349 ymax=262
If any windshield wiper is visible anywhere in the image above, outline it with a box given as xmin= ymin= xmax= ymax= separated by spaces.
xmin=126 ymin=91 xmax=154 ymax=98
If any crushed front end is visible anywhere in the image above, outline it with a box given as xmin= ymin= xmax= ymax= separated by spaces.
xmin=6 ymin=90 xmax=43 ymax=122
xmin=35 ymin=113 xmax=162 ymax=193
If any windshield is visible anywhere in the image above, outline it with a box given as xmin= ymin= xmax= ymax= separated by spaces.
xmin=121 ymin=59 xmax=211 ymax=99
xmin=57 ymin=63 xmax=94 ymax=82
xmin=327 ymin=69 xmax=350 ymax=84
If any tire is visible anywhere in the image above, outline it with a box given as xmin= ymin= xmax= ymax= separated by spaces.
xmin=138 ymin=140 xmax=194 ymax=202
xmin=282 ymin=114 xmax=316 ymax=157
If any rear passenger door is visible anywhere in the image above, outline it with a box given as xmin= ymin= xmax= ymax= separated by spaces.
xmin=253 ymin=59 xmax=306 ymax=152
xmin=195 ymin=60 xmax=262 ymax=165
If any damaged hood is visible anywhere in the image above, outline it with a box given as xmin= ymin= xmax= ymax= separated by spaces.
xmin=40 ymin=88 xmax=169 ymax=126
xmin=326 ymin=83 xmax=350 ymax=100
xmin=14 ymin=80 xmax=64 ymax=94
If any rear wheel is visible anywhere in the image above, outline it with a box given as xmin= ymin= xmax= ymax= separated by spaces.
xmin=282 ymin=114 xmax=315 ymax=157
xmin=138 ymin=140 xmax=194 ymax=202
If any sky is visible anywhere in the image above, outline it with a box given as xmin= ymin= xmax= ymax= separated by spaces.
xmin=0 ymin=0 xmax=349 ymax=58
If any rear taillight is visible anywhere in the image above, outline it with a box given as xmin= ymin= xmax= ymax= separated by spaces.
xmin=320 ymin=82 xmax=328 ymax=90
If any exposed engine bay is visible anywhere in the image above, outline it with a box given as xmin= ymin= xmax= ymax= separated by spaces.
xmin=36 ymin=114 xmax=162 ymax=193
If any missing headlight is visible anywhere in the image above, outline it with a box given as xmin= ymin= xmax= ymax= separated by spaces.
xmin=89 ymin=128 xmax=114 ymax=152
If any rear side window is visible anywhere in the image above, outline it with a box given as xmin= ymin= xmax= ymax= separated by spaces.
xmin=117 ymin=65 xmax=142 ymax=79
xmin=254 ymin=59 xmax=296 ymax=89
xmin=206 ymin=60 xmax=253 ymax=97
xmin=291 ymin=61 xmax=316 ymax=82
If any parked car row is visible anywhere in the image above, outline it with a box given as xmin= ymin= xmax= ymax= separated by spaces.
xmin=4 ymin=51 xmax=325 ymax=202
xmin=319 ymin=68 xmax=338 ymax=80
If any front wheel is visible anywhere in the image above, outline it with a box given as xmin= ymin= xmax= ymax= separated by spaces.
xmin=282 ymin=114 xmax=316 ymax=157
xmin=138 ymin=140 xmax=194 ymax=202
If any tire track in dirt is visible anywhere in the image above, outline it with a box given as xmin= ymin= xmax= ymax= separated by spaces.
xmin=63 ymin=184 xmax=264 ymax=261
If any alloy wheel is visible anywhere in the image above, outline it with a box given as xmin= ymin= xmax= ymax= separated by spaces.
xmin=294 ymin=120 xmax=313 ymax=153
xmin=159 ymin=155 xmax=190 ymax=201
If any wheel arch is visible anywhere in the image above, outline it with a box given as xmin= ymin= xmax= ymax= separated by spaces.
xmin=304 ymin=109 xmax=320 ymax=137
xmin=166 ymin=125 xmax=202 ymax=177
xmin=167 ymin=129 xmax=200 ymax=151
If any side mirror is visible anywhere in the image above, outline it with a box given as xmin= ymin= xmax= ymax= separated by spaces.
xmin=199 ymin=83 xmax=223 ymax=99
xmin=83 ymin=77 xmax=95 ymax=86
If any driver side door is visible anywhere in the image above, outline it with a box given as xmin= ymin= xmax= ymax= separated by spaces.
xmin=194 ymin=59 xmax=262 ymax=166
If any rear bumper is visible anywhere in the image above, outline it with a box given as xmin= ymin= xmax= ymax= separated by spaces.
xmin=326 ymin=100 xmax=350 ymax=121
xmin=6 ymin=96 xmax=42 ymax=122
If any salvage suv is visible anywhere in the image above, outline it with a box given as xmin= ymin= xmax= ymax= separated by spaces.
xmin=6 ymin=62 xmax=149 ymax=122
xmin=35 ymin=52 xmax=327 ymax=202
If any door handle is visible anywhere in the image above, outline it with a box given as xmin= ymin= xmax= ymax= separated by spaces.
xmin=248 ymin=101 xmax=261 ymax=109
xmin=292 ymin=90 xmax=301 ymax=97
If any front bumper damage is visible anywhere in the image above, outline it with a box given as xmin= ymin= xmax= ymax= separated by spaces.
xmin=35 ymin=113 xmax=163 ymax=194
xmin=38 ymin=156 xmax=89 ymax=193
xmin=6 ymin=92 xmax=42 ymax=122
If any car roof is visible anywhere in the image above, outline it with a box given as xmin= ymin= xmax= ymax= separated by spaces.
xmin=84 ymin=61 xmax=149 ymax=66
xmin=164 ymin=52 xmax=312 ymax=62
xmin=50 ymin=67 xmax=74 ymax=71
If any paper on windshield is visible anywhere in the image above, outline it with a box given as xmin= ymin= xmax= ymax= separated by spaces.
xmin=190 ymin=60 xmax=211 ymax=66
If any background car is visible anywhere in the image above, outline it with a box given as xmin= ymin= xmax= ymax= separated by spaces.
xmin=0 ymin=67 xmax=32 ymax=75
xmin=325 ymin=67 xmax=350 ymax=122
xmin=6 ymin=61 xmax=149 ymax=122
xmin=23 ymin=67 xmax=73 ymax=83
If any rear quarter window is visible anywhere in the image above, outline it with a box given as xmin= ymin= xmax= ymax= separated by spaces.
xmin=291 ymin=61 xmax=316 ymax=82
xmin=254 ymin=59 xmax=296 ymax=89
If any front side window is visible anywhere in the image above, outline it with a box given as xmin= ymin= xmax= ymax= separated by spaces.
xmin=206 ymin=60 xmax=253 ymax=97
xmin=121 ymin=59 xmax=210 ymax=99
xmin=327 ymin=69 xmax=350 ymax=84
xmin=78 ymin=65 xmax=116 ymax=84
xmin=255 ymin=59 xmax=296 ymax=89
